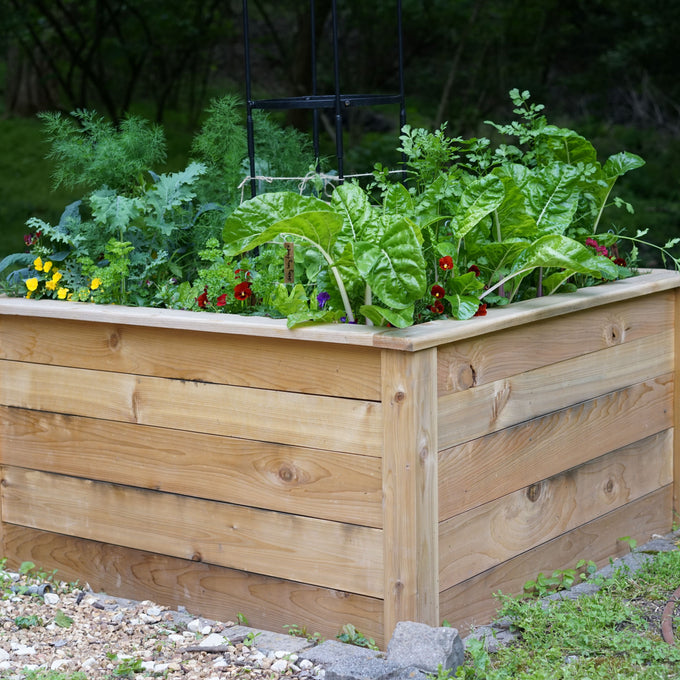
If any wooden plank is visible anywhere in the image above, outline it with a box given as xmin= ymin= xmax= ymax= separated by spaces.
xmin=439 ymin=486 xmax=673 ymax=635
xmin=0 ymin=317 xmax=381 ymax=400
xmin=437 ymin=292 xmax=673 ymax=395
xmin=438 ymin=331 xmax=673 ymax=450
xmin=0 ymin=524 xmax=386 ymax=648
xmin=1 ymin=467 xmax=384 ymax=598
xmin=3 ymin=269 xmax=679 ymax=352
xmin=382 ymin=348 xmax=439 ymax=638
xmin=0 ymin=361 xmax=382 ymax=456
xmin=439 ymin=379 xmax=673 ymax=520
xmin=439 ymin=435 xmax=673 ymax=591
xmin=0 ymin=407 xmax=383 ymax=527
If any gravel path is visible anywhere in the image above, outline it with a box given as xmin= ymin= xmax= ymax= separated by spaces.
xmin=0 ymin=569 xmax=324 ymax=679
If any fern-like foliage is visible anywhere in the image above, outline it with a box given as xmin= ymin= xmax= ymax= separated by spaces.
xmin=38 ymin=110 xmax=167 ymax=194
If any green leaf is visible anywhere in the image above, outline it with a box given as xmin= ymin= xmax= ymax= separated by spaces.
xmin=353 ymin=216 xmax=426 ymax=308
xmin=382 ymin=182 xmax=414 ymax=216
xmin=360 ymin=304 xmax=415 ymax=328
xmin=452 ymin=174 xmax=505 ymax=239
xmin=523 ymin=163 xmax=581 ymax=234
xmin=331 ymin=182 xmax=376 ymax=241
xmin=54 ymin=609 xmax=74 ymax=628
xmin=511 ymin=234 xmax=619 ymax=279
xmin=223 ymin=192 xmax=336 ymax=256
xmin=603 ymin=152 xmax=645 ymax=179
xmin=271 ymin=283 xmax=310 ymax=316
xmin=536 ymin=126 xmax=598 ymax=166
xmin=445 ymin=294 xmax=481 ymax=320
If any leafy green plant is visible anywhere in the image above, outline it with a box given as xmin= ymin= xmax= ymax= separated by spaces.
xmin=15 ymin=614 xmax=43 ymax=628
xmin=336 ymin=623 xmax=379 ymax=650
xmin=108 ymin=654 xmax=145 ymax=678
xmin=522 ymin=560 xmax=598 ymax=599
xmin=427 ymin=663 xmax=457 ymax=680
xmin=284 ymin=623 xmax=325 ymax=644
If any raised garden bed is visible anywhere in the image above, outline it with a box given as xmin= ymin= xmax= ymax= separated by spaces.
xmin=1 ymin=268 xmax=679 ymax=647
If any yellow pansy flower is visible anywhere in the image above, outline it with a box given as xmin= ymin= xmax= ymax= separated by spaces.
xmin=90 ymin=277 xmax=102 ymax=290
xmin=25 ymin=278 xmax=38 ymax=292
xmin=33 ymin=257 xmax=43 ymax=272
xmin=57 ymin=287 xmax=69 ymax=299
xmin=44 ymin=260 xmax=53 ymax=273
xmin=46 ymin=279 xmax=57 ymax=291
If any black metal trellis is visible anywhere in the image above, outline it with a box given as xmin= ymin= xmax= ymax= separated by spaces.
xmin=242 ymin=0 xmax=406 ymax=197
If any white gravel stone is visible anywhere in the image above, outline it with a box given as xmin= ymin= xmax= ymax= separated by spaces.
xmin=12 ymin=643 xmax=37 ymax=655
xmin=0 ymin=649 xmax=9 ymax=661
xmin=187 ymin=618 xmax=202 ymax=632
xmin=198 ymin=633 xmax=228 ymax=647
xmin=43 ymin=592 xmax=60 ymax=606
xmin=299 ymin=659 xmax=314 ymax=670
xmin=271 ymin=659 xmax=289 ymax=673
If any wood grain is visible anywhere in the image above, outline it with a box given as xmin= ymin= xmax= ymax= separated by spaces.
xmin=438 ymin=331 xmax=673 ymax=450
xmin=381 ymin=349 xmax=439 ymax=637
xmin=439 ymin=379 xmax=673 ymax=519
xmin=0 ymin=316 xmax=381 ymax=400
xmin=0 ymin=407 xmax=383 ymax=527
xmin=0 ymin=361 xmax=382 ymax=456
xmin=437 ymin=292 xmax=673 ymax=395
xmin=439 ymin=486 xmax=673 ymax=634
xmin=1 ymin=468 xmax=384 ymax=597
xmin=439 ymin=435 xmax=673 ymax=590
xmin=0 ymin=524 xmax=386 ymax=647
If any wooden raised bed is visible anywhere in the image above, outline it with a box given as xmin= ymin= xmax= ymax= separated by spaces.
xmin=1 ymin=268 xmax=679 ymax=646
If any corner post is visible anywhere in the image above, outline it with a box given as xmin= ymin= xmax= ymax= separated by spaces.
xmin=381 ymin=347 xmax=439 ymax=640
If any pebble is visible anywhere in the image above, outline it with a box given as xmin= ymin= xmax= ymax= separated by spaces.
xmin=43 ymin=592 xmax=60 ymax=606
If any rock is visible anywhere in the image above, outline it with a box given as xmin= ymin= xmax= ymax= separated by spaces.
xmin=44 ymin=592 xmax=60 ymax=606
xmin=198 ymin=633 xmax=229 ymax=647
xmin=386 ymin=621 xmax=464 ymax=674
xmin=272 ymin=658 xmax=290 ymax=673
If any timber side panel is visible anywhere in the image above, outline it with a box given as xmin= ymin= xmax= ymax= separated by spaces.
xmin=438 ymin=330 xmax=673 ymax=450
xmin=438 ymin=292 xmax=674 ymax=396
xmin=1 ymin=467 xmax=384 ymax=598
xmin=439 ymin=378 xmax=673 ymax=520
xmin=0 ymin=361 xmax=382 ymax=456
xmin=1 ymin=524 xmax=386 ymax=648
xmin=439 ymin=487 xmax=672 ymax=635
xmin=0 ymin=316 xmax=382 ymax=400
xmin=438 ymin=433 xmax=673 ymax=591
xmin=0 ymin=407 xmax=383 ymax=527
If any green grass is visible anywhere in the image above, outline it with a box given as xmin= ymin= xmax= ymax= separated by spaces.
xmin=456 ymin=548 xmax=680 ymax=679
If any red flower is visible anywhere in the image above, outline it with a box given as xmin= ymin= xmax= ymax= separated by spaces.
xmin=216 ymin=293 xmax=227 ymax=306
xmin=613 ymin=257 xmax=627 ymax=267
xmin=585 ymin=238 xmax=609 ymax=257
xmin=234 ymin=281 xmax=252 ymax=300
xmin=235 ymin=268 xmax=252 ymax=280
xmin=467 ymin=264 xmax=481 ymax=277
xmin=429 ymin=301 xmax=445 ymax=314
xmin=439 ymin=256 xmax=453 ymax=270
xmin=431 ymin=284 xmax=446 ymax=299
xmin=196 ymin=286 xmax=209 ymax=308
xmin=474 ymin=303 xmax=487 ymax=317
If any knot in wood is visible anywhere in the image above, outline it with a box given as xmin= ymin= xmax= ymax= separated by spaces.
xmin=603 ymin=322 xmax=625 ymax=346
xmin=604 ymin=478 xmax=614 ymax=494
xmin=393 ymin=391 xmax=406 ymax=404
xmin=108 ymin=330 xmax=121 ymax=350
xmin=526 ymin=483 xmax=543 ymax=502
xmin=190 ymin=552 xmax=202 ymax=562
xmin=456 ymin=363 xmax=476 ymax=390
xmin=278 ymin=464 xmax=296 ymax=483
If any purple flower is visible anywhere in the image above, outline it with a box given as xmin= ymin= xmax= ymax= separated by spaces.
xmin=317 ymin=291 xmax=330 ymax=309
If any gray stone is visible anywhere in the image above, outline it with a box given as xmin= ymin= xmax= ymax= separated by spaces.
xmin=301 ymin=640 xmax=389 ymax=680
xmin=223 ymin=625 xmax=315 ymax=654
xmin=386 ymin=622 xmax=464 ymax=674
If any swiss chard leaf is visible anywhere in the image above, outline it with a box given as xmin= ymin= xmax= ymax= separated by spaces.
xmin=524 ymin=163 xmax=581 ymax=234
xmin=452 ymin=174 xmax=505 ymax=239
xmin=353 ymin=215 xmax=426 ymax=308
